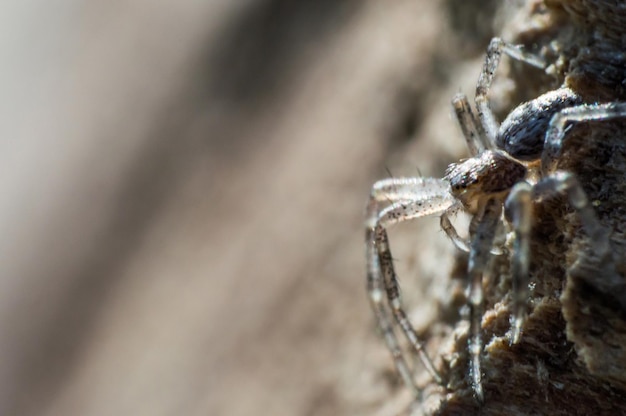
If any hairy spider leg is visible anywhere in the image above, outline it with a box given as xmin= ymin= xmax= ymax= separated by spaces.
xmin=504 ymin=182 xmax=533 ymax=344
xmin=466 ymin=198 xmax=502 ymax=402
xmin=366 ymin=178 xmax=457 ymax=392
xmin=542 ymin=103 xmax=626 ymax=175
xmin=366 ymin=178 xmax=451 ymax=393
xmin=367 ymin=178 xmax=467 ymax=266
xmin=452 ymin=93 xmax=487 ymax=156
xmin=475 ymin=37 xmax=547 ymax=147
xmin=366 ymin=256 xmax=416 ymax=395
xmin=375 ymin=225 xmax=443 ymax=386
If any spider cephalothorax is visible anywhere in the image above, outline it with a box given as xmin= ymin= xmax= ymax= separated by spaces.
xmin=445 ymin=150 xmax=527 ymax=212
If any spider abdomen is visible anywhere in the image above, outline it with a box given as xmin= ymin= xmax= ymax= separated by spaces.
xmin=497 ymin=87 xmax=583 ymax=161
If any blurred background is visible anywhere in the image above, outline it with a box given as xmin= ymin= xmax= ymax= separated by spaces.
xmin=0 ymin=1 xmax=503 ymax=415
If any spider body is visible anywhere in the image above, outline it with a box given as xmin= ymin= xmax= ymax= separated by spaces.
xmin=365 ymin=37 xmax=626 ymax=403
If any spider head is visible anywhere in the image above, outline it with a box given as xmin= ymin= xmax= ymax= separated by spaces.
xmin=445 ymin=150 xmax=527 ymax=212
xmin=496 ymin=87 xmax=582 ymax=161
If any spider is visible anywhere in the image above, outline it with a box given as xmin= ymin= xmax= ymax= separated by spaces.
xmin=365 ymin=37 xmax=626 ymax=401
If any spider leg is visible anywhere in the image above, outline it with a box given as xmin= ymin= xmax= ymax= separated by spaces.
xmin=541 ymin=102 xmax=626 ymax=175
xmin=452 ymin=93 xmax=487 ymax=156
xmin=367 ymin=266 xmax=417 ymax=396
xmin=366 ymin=178 xmax=457 ymax=392
xmin=504 ymin=182 xmax=533 ymax=345
xmin=475 ymin=37 xmax=546 ymax=147
xmin=366 ymin=178 xmax=440 ymax=394
xmin=366 ymin=179 xmax=438 ymax=394
xmin=467 ymin=198 xmax=502 ymax=402
xmin=375 ymin=224 xmax=443 ymax=386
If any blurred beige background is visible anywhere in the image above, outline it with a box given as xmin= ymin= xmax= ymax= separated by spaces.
xmin=0 ymin=1 xmax=498 ymax=415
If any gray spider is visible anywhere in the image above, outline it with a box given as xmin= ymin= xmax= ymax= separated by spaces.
xmin=365 ymin=37 xmax=626 ymax=401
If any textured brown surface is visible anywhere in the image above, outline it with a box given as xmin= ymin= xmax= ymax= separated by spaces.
xmin=3 ymin=1 xmax=626 ymax=415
